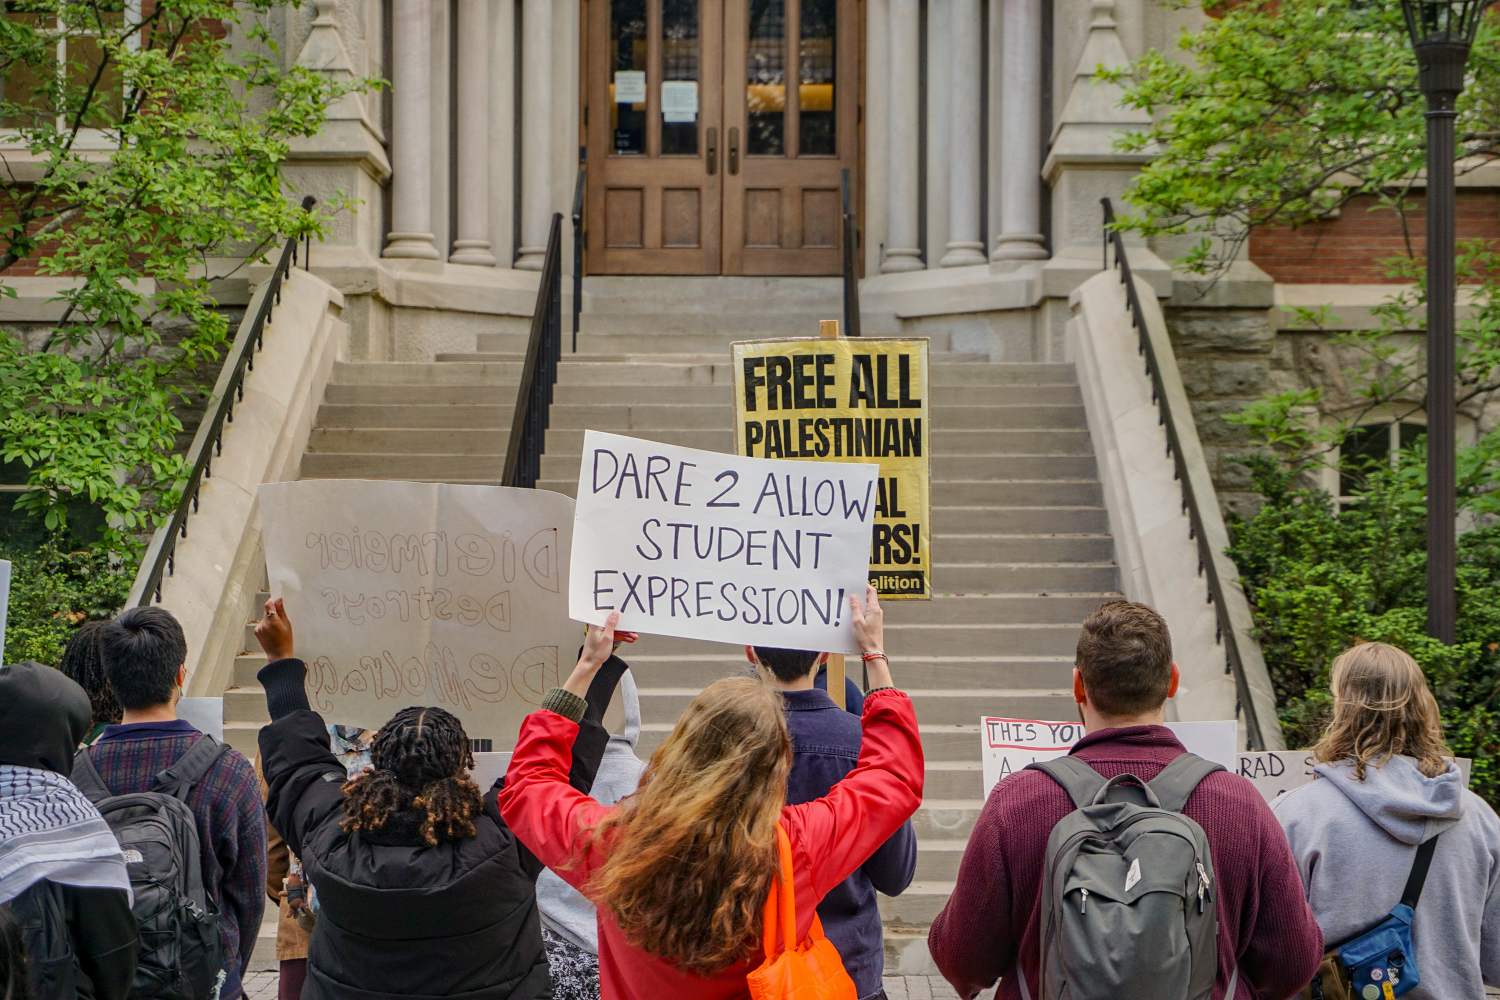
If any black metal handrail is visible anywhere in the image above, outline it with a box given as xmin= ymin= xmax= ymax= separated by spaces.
xmin=503 ymin=213 xmax=564 ymax=489
xmin=571 ymin=165 xmax=585 ymax=353
xmin=1100 ymin=198 xmax=1266 ymax=752
xmin=139 ymin=195 xmax=316 ymax=605
xmin=841 ymin=168 xmax=861 ymax=338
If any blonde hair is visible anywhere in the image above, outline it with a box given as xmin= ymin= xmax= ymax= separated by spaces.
xmin=1313 ymin=642 xmax=1452 ymax=780
xmin=583 ymin=676 xmax=790 ymax=976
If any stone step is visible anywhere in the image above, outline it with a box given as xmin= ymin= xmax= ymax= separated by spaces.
xmin=552 ymin=362 xmax=735 ymax=386
xmin=934 ymin=563 xmax=1117 ymax=592
xmin=635 ymin=688 xmax=1073 ymax=728
xmin=598 ymin=623 xmax=1084 ymax=657
xmin=224 ymin=686 xmax=267 ymax=723
xmin=307 ymin=428 xmax=506 ymax=455
xmin=882 ymin=594 xmax=1114 ymax=624
xmin=541 ymin=428 xmax=736 ymax=456
xmin=313 ymin=405 xmax=513 ymax=429
xmin=913 ymin=842 xmax=968 ymax=882
xmin=932 ymin=506 xmax=1109 ymax=534
xmin=331 ymin=362 xmax=523 ymax=385
xmin=552 ymin=384 xmax=731 ymax=406
xmin=224 ymin=722 xmax=261 ymax=761
xmin=929 ymin=364 xmax=1075 ymax=386
xmin=325 ymin=384 xmax=518 ymax=405
xmin=298 ymin=453 xmax=506 ymax=479
xmin=879 ymin=883 xmax=956 ymax=927
xmin=928 ymin=406 xmax=1086 ymax=430
xmin=929 ymin=534 xmax=1114 ymax=563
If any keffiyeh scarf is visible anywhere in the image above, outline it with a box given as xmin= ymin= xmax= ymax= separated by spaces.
xmin=0 ymin=763 xmax=131 ymax=905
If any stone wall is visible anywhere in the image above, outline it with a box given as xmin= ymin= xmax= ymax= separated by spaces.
xmin=1165 ymin=305 xmax=1276 ymax=520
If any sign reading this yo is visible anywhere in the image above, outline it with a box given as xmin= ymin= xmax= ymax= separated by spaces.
xmin=569 ymin=430 xmax=878 ymax=654
xmin=259 ymin=480 xmax=575 ymax=747
xmin=732 ymin=338 xmax=932 ymax=599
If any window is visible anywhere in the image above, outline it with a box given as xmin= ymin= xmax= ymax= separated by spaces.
xmin=1 ymin=1 xmax=131 ymax=137
xmin=1338 ymin=421 xmax=1425 ymax=501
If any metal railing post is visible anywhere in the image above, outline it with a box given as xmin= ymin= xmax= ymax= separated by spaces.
xmin=841 ymin=169 xmax=862 ymax=338
xmin=503 ymin=213 xmax=565 ymax=489
xmin=572 ymin=166 xmax=585 ymax=354
xmin=1100 ymin=198 xmax=1266 ymax=752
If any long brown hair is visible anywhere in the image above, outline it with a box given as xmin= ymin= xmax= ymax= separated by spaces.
xmin=583 ymin=675 xmax=790 ymax=976
xmin=1314 ymin=642 xmax=1452 ymax=780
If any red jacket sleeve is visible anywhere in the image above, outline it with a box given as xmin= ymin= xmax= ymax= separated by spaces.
xmin=783 ymin=689 xmax=924 ymax=901
xmin=497 ymin=709 xmax=612 ymax=893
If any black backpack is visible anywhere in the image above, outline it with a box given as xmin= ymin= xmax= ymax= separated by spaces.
xmin=72 ymin=737 xmax=228 ymax=1000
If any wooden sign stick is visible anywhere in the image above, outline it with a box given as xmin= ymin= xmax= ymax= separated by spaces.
xmin=819 ymin=318 xmax=847 ymax=711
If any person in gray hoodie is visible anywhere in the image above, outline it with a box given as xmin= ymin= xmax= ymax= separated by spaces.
xmin=1274 ymin=641 xmax=1500 ymax=1000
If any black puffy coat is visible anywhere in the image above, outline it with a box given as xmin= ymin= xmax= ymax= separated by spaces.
xmin=258 ymin=656 xmax=624 ymax=1000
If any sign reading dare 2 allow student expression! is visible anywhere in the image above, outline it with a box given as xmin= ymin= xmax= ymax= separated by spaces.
xmin=733 ymin=338 xmax=931 ymax=600
xmin=570 ymin=431 xmax=879 ymax=654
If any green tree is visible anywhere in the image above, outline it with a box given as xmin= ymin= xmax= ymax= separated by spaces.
xmin=0 ymin=0 xmax=363 ymax=551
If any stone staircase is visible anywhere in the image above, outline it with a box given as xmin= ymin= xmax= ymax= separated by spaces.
xmin=222 ymin=276 xmax=1122 ymax=975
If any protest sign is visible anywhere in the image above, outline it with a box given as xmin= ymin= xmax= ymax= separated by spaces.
xmin=259 ymin=480 xmax=575 ymax=747
xmin=570 ymin=430 xmax=879 ymax=654
xmin=1236 ymin=751 xmax=1473 ymax=803
xmin=732 ymin=338 xmax=931 ymax=600
xmin=980 ymin=716 xmax=1240 ymax=798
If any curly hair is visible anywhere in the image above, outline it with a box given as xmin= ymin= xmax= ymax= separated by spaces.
xmin=340 ymin=706 xmax=482 ymax=845
xmin=582 ymin=676 xmax=790 ymax=977
xmin=58 ymin=621 xmax=122 ymax=732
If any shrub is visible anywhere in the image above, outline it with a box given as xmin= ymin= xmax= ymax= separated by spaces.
xmin=1228 ymin=454 xmax=1500 ymax=805
xmin=1 ymin=537 xmax=132 ymax=666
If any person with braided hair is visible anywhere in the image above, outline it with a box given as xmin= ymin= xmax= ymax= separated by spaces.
xmin=253 ymin=598 xmax=627 ymax=1000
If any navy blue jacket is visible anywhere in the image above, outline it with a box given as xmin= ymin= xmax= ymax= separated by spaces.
xmin=783 ymin=673 xmax=917 ymax=999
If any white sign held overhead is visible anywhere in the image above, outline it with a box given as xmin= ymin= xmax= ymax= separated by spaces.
xmin=614 ymin=70 xmax=646 ymax=104
xmin=570 ymin=430 xmax=879 ymax=654
xmin=661 ymin=80 xmax=698 ymax=122
xmin=980 ymin=716 xmax=1241 ymax=799
xmin=259 ymin=480 xmax=576 ymax=747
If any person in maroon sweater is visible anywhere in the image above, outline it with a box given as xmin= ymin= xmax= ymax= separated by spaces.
xmin=929 ymin=601 xmax=1323 ymax=1000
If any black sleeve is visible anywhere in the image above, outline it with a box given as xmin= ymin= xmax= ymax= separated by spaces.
xmin=64 ymin=885 xmax=139 ymax=1000
xmin=256 ymin=659 xmax=345 ymax=861
xmin=488 ymin=652 xmax=631 ymax=880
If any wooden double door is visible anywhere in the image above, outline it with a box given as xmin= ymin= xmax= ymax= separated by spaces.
xmin=585 ymin=0 xmax=859 ymax=275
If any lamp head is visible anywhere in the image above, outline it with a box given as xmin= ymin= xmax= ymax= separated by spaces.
xmin=1398 ymin=0 xmax=1491 ymax=96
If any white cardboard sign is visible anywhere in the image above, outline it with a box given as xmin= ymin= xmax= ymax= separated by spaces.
xmin=980 ymin=716 xmax=1241 ymax=799
xmin=259 ymin=480 xmax=576 ymax=747
xmin=570 ymin=431 xmax=879 ymax=654
xmin=1235 ymin=750 xmax=1473 ymax=802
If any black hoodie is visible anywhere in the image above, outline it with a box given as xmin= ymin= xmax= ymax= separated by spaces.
xmin=257 ymin=655 xmax=626 ymax=1000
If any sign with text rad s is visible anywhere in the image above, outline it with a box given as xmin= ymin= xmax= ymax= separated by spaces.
xmin=732 ymin=338 xmax=931 ymax=600
xmin=570 ymin=430 xmax=879 ymax=654
xmin=259 ymin=480 xmax=575 ymax=749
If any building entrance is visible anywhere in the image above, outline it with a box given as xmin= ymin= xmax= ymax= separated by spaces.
xmin=585 ymin=0 xmax=859 ymax=275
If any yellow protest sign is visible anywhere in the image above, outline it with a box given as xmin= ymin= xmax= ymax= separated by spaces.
xmin=732 ymin=337 xmax=931 ymax=600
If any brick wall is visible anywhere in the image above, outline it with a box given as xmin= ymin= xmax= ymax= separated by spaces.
xmin=1249 ymin=191 xmax=1500 ymax=284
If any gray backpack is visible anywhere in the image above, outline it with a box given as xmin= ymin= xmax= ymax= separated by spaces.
xmin=1022 ymin=754 xmax=1235 ymax=1000
xmin=72 ymin=737 xmax=228 ymax=1000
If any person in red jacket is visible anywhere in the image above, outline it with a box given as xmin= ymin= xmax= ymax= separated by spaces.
xmin=928 ymin=600 xmax=1324 ymax=1000
xmin=497 ymin=585 xmax=923 ymax=1000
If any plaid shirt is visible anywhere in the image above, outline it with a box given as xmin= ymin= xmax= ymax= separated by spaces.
xmin=90 ymin=720 xmax=267 ymax=1000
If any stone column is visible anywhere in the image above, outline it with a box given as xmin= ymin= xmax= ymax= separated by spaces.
xmin=941 ymin=0 xmax=986 ymax=267
xmin=450 ymin=0 xmax=496 ymax=264
xmin=516 ymin=0 xmax=554 ymax=271
xmin=384 ymin=0 xmax=439 ymax=259
xmin=882 ymin=0 xmax=923 ymax=273
xmin=993 ymin=0 xmax=1048 ymax=263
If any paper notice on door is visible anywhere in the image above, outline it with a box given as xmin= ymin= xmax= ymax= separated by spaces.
xmin=614 ymin=70 xmax=646 ymax=105
xmin=661 ymin=80 xmax=698 ymax=122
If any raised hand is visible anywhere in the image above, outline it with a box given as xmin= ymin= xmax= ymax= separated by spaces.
xmin=254 ymin=596 xmax=295 ymax=662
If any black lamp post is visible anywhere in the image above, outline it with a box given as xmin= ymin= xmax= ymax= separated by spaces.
xmin=1399 ymin=0 xmax=1490 ymax=644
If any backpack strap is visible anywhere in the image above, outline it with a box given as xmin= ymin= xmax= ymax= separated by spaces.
xmin=69 ymin=747 xmax=112 ymax=804
xmin=1147 ymin=752 xmax=1225 ymax=813
xmin=1400 ymin=834 xmax=1440 ymax=911
xmin=150 ymin=735 xmax=229 ymax=803
xmin=1026 ymin=755 xmax=1108 ymax=810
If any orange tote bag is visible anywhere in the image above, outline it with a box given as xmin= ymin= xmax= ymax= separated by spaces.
xmin=746 ymin=823 xmax=857 ymax=1000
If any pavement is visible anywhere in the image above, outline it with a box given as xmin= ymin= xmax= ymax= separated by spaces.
xmin=242 ymin=970 xmax=994 ymax=1000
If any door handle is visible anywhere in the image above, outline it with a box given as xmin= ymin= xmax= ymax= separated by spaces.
xmin=707 ymin=127 xmax=717 ymax=175
xmin=728 ymin=127 xmax=739 ymax=175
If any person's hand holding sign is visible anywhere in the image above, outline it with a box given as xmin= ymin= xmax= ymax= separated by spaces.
xmin=563 ymin=611 xmax=632 ymax=699
xmin=255 ymin=597 xmax=295 ymax=662
xmin=848 ymin=584 xmax=893 ymax=690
